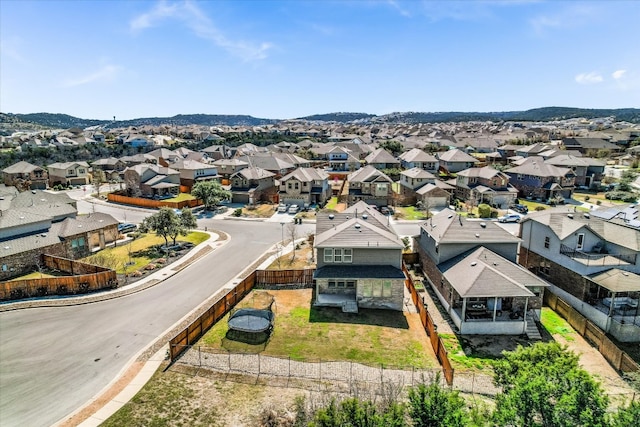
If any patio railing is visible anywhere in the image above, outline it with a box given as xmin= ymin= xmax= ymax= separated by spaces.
xmin=559 ymin=244 xmax=637 ymax=266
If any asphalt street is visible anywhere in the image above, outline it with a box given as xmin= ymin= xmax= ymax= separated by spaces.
xmin=0 ymin=204 xmax=306 ymax=427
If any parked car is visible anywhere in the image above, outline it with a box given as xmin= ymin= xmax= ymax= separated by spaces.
xmin=509 ymin=204 xmax=528 ymax=214
xmin=380 ymin=206 xmax=394 ymax=215
xmin=277 ymin=203 xmax=288 ymax=213
xmin=118 ymin=223 xmax=137 ymax=233
xmin=288 ymin=204 xmax=299 ymax=214
xmin=498 ymin=213 xmax=521 ymax=223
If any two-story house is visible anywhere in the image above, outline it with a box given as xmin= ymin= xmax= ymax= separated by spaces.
xmin=279 ymin=167 xmax=331 ymax=207
xmin=398 ymin=148 xmax=439 ymax=173
xmin=229 ymin=166 xmax=277 ymax=204
xmin=504 ymin=157 xmax=575 ymax=202
xmin=397 ymin=168 xmax=450 ymax=207
xmin=90 ymin=158 xmax=127 ymax=182
xmin=47 ymin=162 xmax=91 ymax=187
xmin=437 ymin=149 xmax=479 ymax=174
xmin=454 ymin=166 xmax=518 ymax=208
xmin=347 ymin=165 xmax=394 ymax=207
xmin=519 ymin=209 xmax=639 ymax=342
xmin=313 ymin=201 xmax=406 ymax=312
xmin=2 ymin=161 xmax=48 ymax=190
xmin=544 ymin=155 xmax=606 ymax=189
xmin=212 ymin=158 xmax=249 ymax=182
xmin=172 ymin=159 xmax=218 ymax=191
xmin=364 ymin=148 xmax=400 ymax=170
xmin=325 ymin=146 xmax=361 ymax=172
xmin=123 ymin=164 xmax=181 ymax=198
xmin=416 ymin=209 xmax=548 ymax=335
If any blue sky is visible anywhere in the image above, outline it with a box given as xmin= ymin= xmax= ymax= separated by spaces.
xmin=1 ymin=0 xmax=639 ymax=120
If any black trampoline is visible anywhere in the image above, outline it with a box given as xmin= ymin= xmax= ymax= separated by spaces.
xmin=228 ymin=308 xmax=275 ymax=333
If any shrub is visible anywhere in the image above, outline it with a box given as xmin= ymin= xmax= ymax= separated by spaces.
xmin=596 ymin=200 xmax=602 ymax=205
xmin=478 ymin=204 xmax=492 ymax=218
xmin=584 ymin=195 xmax=590 ymax=202
xmin=233 ymin=208 xmax=243 ymax=217
xmin=535 ymin=206 xmax=546 ymax=211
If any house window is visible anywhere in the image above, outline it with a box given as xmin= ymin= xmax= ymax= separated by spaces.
xmin=2 ymin=265 xmax=6 ymax=272
xmin=288 ymin=182 xmax=292 ymax=189
xmin=78 ymin=169 xmax=85 ymax=174
xmin=383 ymin=281 xmax=392 ymax=297
xmin=577 ymin=233 xmax=585 ymax=250
xmin=295 ymin=182 xmax=299 ymax=190
xmin=362 ymin=282 xmax=372 ymax=297
xmin=372 ymin=283 xmax=382 ymax=297
xmin=346 ymin=280 xmax=356 ymax=288
xmin=324 ymin=248 xmax=334 ymax=263
xmin=544 ymin=236 xmax=550 ymax=249
xmin=328 ymin=280 xmax=336 ymax=288
xmin=539 ymin=262 xmax=550 ymax=277
xmin=517 ymin=174 xmax=523 ymax=181
xmin=343 ymin=249 xmax=352 ymax=263
xmin=337 ymin=281 xmax=345 ymax=288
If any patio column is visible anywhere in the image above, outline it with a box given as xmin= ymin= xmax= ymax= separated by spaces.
xmin=606 ymin=292 xmax=616 ymax=332
xmin=462 ymin=298 xmax=467 ymax=323
xmin=522 ymin=298 xmax=529 ymax=334
xmin=492 ymin=297 xmax=498 ymax=322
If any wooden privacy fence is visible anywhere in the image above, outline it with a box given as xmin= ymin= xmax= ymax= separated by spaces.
xmin=403 ymin=262 xmax=455 ymax=385
xmin=255 ymin=269 xmax=315 ymax=288
xmin=107 ymin=193 xmax=202 ymax=209
xmin=169 ymin=271 xmax=257 ymax=361
xmin=0 ymin=255 xmax=117 ymax=301
xmin=545 ymin=291 xmax=640 ymax=374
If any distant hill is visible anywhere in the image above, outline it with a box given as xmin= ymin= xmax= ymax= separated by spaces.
xmin=2 ymin=107 xmax=639 ymax=131
xmin=297 ymin=112 xmax=377 ymax=122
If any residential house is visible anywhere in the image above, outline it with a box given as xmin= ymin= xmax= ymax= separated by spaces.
xmin=562 ymin=137 xmax=623 ymax=155
xmin=364 ymin=148 xmax=400 ymax=170
xmin=323 ymin=146 xmax=361 ymax=172
xmin=397 ymin=168 xmax=437 ymax=205
xmin=213 ymin=158 xmax=249 ymax=181
xmin=454 ymin=166 xmax=518 ymax=208
xmin=120 ymin=154 xmax=157 ymax=167
xmin=237 ymin=154 xmax=297 ymax=178
xmin=519 ymin=209 xmax=639 ymax=342
xmin=398 ymin=148 xmax=439 ymax=173
xmin=416 ymin=209 xmax=547 ymax=335
xmin=229 ymin=166 xmax=277 ymax=204
xmin=47 ymin=162 xmax=91 ymax=187
xmin=313 ymin=201 xmax=406 ymax=312
xmin=172 ymin=159 xmax=218 ymax=190
xmin=120 ymin=134 xmax=151 ymax=148
xmin=147 ymin=148 xmax=181 ymax=164
xmin=504 ymin=157 xmax=575 ymax=202
xmin=591 ymin=204 xmax=640 ymax=229
xmin=90 ymin=158 xmax=127 ymax=182
xmin=347 ymin=166 xmax=394 ymax=207
xmin=544 ymin=155 xmax=606 ymax=189
xmin=514 ymin=143 xmax=549 ymax=158
xmin=0 ymin=194 xmax=118 ymax=280
xmin=2 ymin=161 xmax=48 ymax=190
xmin=279 ymin=167 xmax=331 ymax=207
xmin=415 ymin=182 xmax=454 ymax=209
xmin=437 ymin=149 xmax=479 ymax=174
xmin=123 ymin=164 xmax=181 ymax=198
xmin=201 ymin=145 xmax=229 ymax=160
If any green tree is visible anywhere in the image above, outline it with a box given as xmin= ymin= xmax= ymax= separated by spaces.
xmin=378 ymin=140 xmax=404 ymax=157
xmin=478 ymin=203 xmax=492 ymax=218
xmin=191 ymin=180 xmax=231 ymax=211
xmin=309 ymin=398 xmax=406 ymax=427
xmin=610 ymin=400 xmax=640 ymax=427
xmin=407 ymin=373 xmax=468 ymax=427
xmin=167 ymin=207 xmax=197 ymax=245
xmin=492 ymin=342 xmax=609 ymax=427
xmin=142 ymin=207 xmax=181 ymax=248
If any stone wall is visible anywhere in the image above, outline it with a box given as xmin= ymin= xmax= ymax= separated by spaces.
xmin=0 ymin=243 xmax=67 ymax=281
xmin=519 ymin=248 xmax=588 ymax=301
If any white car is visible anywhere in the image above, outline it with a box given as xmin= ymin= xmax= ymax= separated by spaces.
xmin=498 ymin=213 xmax=521 ymax=223
xmin=288 ymin=204 xmax=299 ymax=214
xmin=277 ymin=203 xmax=288 ymax=213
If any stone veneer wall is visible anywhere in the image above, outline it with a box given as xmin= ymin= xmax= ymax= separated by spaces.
xmin=519 ymin=247 xmax=588 ymax=301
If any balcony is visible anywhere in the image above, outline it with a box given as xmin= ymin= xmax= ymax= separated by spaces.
xmin=560 ymin=244 xmax=637 ymax=267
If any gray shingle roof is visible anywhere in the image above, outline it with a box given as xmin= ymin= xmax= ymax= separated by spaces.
xmin=422 ymin=208 xmax=521 ymax=245
xmin=439 ymin=247 xmax=546 ymax=298
xmin=398 ymin=148 xmax=438 ymax=163
xmin=401 ymin=168 xmax=436 ymax=180
xmin=280 ymin=167 xmax=328 ymax=183
xmin=348 ymin=165 xmax=393 ymax=183
xmin=314 ymin=265 xmax=405 ymax=279
xmin=504 ymin=157 xmax=573 ymax=178
xmin=437 ymin=149 xmax=478 ymax=163
xmin=588 ymin=268 xmax=640 ymax=292
xmin=2 ymin=161 xmax=43 ymax=174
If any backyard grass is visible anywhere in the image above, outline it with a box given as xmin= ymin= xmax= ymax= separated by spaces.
xmin=540 ymin=307 xmax=576 ymax=342
xmin=439 ymin=334 xmax=496 ymax=373
xmin=10 ymin=272 xmax=57 ymax=280
xmin=241 ymin=204 xmax=276 ymax=218
xmin=82 ymin=231 xmax=209 ymax=274
xmin=394 ymin=206 xmax=430 ymax=221
xmin=165 ymin=193 xmax=196 ymax=203
xmin=324 ymin=196 xmax=339 ymax=210
xmin=265 ymin=243 xmax=315 ymax=270
xmin=199 ymin=289 xmax=436 ymax=369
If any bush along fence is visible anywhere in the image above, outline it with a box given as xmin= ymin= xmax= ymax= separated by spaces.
xmin=0 ymin=255 xmax=117 ymax=301
xmin=402 ymin=259 xmax=455 ymax=386
xmin=107 ymin=192 xmax=202 ymax=209
xmin=545 ymin=291 xmax=640 ymax=374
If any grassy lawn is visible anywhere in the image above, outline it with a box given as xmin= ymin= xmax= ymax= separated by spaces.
xmin=439 ymin=334 xmax=496 ymax=373
xmin=165 ymin=193 xmax=196 ymax=203
xmin=324 ymin=196 xmax=339 ymax=210
xmin=10 ymin=272 xmax=57 ymax=281
xmin=241 ymin=204 xmax=276 ymax=218
xmin=199 ymin=290 xmax=436 ymax=369
xmin=540 ymin=307 xmax=576 ymax=342
xmin=394 ymin=206 xmax=430 ymax=220
xmin=572 ymin=191 xmax=627 ymax=206
xmin=82 ymin=231 xmax=209 ymax=274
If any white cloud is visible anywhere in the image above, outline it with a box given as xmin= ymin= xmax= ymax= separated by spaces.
xmin=387 ymin=0 xmax=411 ymax=18
xmin=63 ymin=64 xmax=122 ymax=87
xmin=530 ymin=4 xmax=599 ymax=36
xmin=575 ymin=72 xmax=603 ymax=85
xmin=612 ymin=69 xmax=627 ymax=80
xmin=130 ymin=0 xmax=272 ymax=61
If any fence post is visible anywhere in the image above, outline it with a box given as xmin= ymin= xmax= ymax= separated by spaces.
xmin=288 ymin=356 xmax=291 ymax=378
xmin=199 ymin=346 xmax=201 ymax=367
xmin=319 ymin=358 xmax=322 ymax=382
xmin=258 ymin=353 xmax=261 ymax=376
xmin=380 ymin=364 xmax=384 ymax=384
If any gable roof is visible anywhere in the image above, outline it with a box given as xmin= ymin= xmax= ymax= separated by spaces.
xmin=348 ymin=165 xmax=393 ymax=183
xmin=314 ymin=213 xmax=402 ymax=249
xmin=2 ymin=161 xmax=44 ymax=174
xmin=422 ymin=208 xmax=520 ymax=245
xmin=437 ymin=148 xmax=478 ymax=163
xmin=280 ymin=167 xmax=328 ymax=183
xmin=457 ymin=166 xmax=505 ymax=179
xmin=504 ymin=156 xmax=573 ymax=178
xmin=401 ymin=167 xmax=436 ymax=180
xmin=439 ymin=247 xmax=547 ymax=298
xmin=398 ymin=148 xmax=437 ymax=163
xmin=233 ymin=166 xmax=275 ymax=180
xmin=364 ymin=148 xmax=398 ymax=164
xmin=588 ymin=268 xmax=640 ymax=293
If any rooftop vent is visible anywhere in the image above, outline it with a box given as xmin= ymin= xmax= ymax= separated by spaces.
xmin=448 ymin=214 xmax=453 ymax=219
xmin=480 ymin=222 xmax=487 ymax=228
xmin=328 ymin=214 xmax=334 ymax=220
xmin=584 ymin=213 xmax=590 ymax=219
xmin=567 ymin=214 xmax=574 ymax=219
xmin=19 ymin=216 xmax=24 ymax=219
xmin=355 ymin=223 xmax=361 ymax=229
xmin=471 ymin=261 xmax=477 ymax=266
xmin=362 ymin=213 xmax=368 ymax=220
xmin=31 ymin=190 xmax=36 ymax=194
xmin=41 ymin=233 xmax=47 ymax=237
xmin=475 ymin=233 xmax=480 ymax=238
